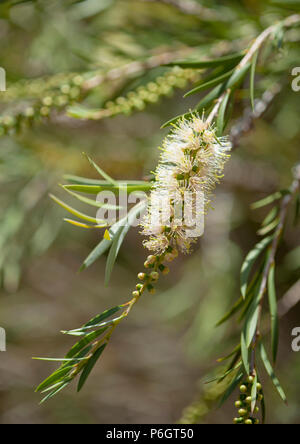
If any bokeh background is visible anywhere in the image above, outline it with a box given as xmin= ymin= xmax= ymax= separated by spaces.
xmin=0 ymin=0 xmax=299 ymax=424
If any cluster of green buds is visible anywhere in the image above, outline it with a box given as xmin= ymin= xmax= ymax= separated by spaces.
xmin=0 ymin=75 xmax=84 ymax=136
xmin=233 ymin=376 xmax=263 ymax=424
xmin=132 ymin=246 xmax=178 ymax=298
xmin=102 ymin=68 xmax=199 ymax=119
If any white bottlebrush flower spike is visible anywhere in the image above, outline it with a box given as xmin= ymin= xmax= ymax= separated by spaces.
xmin=140 ymin=113 xmax=232 ymax=254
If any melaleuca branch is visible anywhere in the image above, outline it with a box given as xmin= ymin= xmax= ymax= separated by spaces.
xmin=34 ymin=13 xmax=300 ymax=420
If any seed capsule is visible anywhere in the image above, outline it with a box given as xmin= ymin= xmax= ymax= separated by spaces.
xmin=247 ymin=376 xmax=254 ymax=384
xmin=138 ymin=273 xmax=146 ymax=280
xmin=233 ymin=417 xmax=243 ymax=424
xmin=235 ymin=401 xmax=242 ymax=408
xmin=238 ymin=408 xmax=247 ymax=416
xmin=245 ymin=396 xmax=252 ymax=404
xmin=245 ymin=419 xmax=253 ymax=425
xmin=256 ymin=383 xmax=262 ymax=391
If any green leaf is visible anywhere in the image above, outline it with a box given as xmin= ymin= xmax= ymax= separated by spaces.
xmin=262 ymin=207 xmax=279 ymax=227
xmin=65 ymin=306 xmax=122 ymax=334
xmin=166 ymin=51 xmax=244 ymax=69
xmin=218 ymin=372 xmax=244 ymax=407
xmin=205 ymin=362 xmax=242 ymax=384
xmin=257 ymin=218 xmax=279 ymax=236
xmin=64 ymin=175 xmax=149 ymax=187
xmin=240 ymin=235 xmax=273 ymax=298
xmin=36 ymin=366 xmax=73 ymax=393
xmin=40 ymin=381 xmax=70 ymax=404
xmin=62 ymin=185 xmax=121 ymax=210
xmin=243 ymin=286 xmax=261 ymax=347
xmin=65 ymin=327 xmax=109 ymax=359
xmin=83 ymin=153 xmax=117 ymax=185
xmin=217 ymin=89 xmax=231 ymax=136
xmin=77 ymin=344 xmax=107 ymax=392
xmin=64 ymin=183 xmax=152 ymax=194
xmin=105 ymin=201 xmax=146 ymax=284
xmin=226 ymin=62 xmax=251 ymax=89
xmin=251 ymin=190 xmax=289 ymax=209
xmin=259 ymin=343 xmax=287 ymax=403
xmin=50 ymin=194 xmax=102 ymax=224
xmin=250 ymin=51 xmax=258 ymax=111
xmin=184 ymin=69 xmax=234 ymax=98
xmin=251 ymin=373 xmax=258 ymax=413
xmin=195 ymin=83 xmax=225 ymax=112
xmin=268 ymin=263 xmax=279 ymax=363
xmin=217 ymin=345 xmax=241 ymax=363
xmin=241 ymin=331 xmax=250 ymax=375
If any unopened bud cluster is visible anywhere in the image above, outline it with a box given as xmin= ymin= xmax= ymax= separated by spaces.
xmin=132 ymin=247 xmax=177 ymax=299
xmin=233 ymin=376 xmax=263 ymax=424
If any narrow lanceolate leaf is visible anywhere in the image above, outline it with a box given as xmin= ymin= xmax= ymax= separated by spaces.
xmin=251 ymin=190 xmax=289 ymax=210
xmin=262 ymin=207 xmax=279 ymax=227
xmin=65 ymin=306 xmax=122 ymax=334
xmin=105 ymin=201 xmax=146 ymax=285
xmin=64 ymin=183 xmax=152 ymax=195
xmin=257 ymin=218 xmax=279 ymax=236
xmin=50 ymin=194 xmax=101 ymax=224
xmin=218 ymin=372 xmax=244 ymax=407
xmin=251 ymin=373 xmax=258 ymax=413
xmin=268 ymin=263 xmax=279 ymax=363
xmin=64 ymin=174 xmax=149 ymax=187
xmin=62 ymin=185 xmax=121 ymax=210
xmin=166 ymin=51 xmax=244 ymax=69
xmin=226 ymin=63 xmax=251 ymax=89
xmin=64 ymin=218 xmax=107 ymax=229
xmin=241 ymin=331 xmax=250 ymax=375
xmin=82 ymin=153 xmax=117 ymax=185
xmin=184 ymin=69 xmax=234 ymax=97
xmin=36 ymin=366 xmax=73 ymax=393
xmin=205 ymin=362 xmax=242 ymax=384
xmin=250 ymin=51 xmax=258 ymax=111
xmin=77 ymin=344 xmax=107 ymax=392
xmin=243 ymin=285 xmax=261 ymax=347
xmin=240 ymin=236 xmax=273 ymax=298
xmin=217 ymin=89 xmax=231 ymax=136
xmin=40 ymin=382 xmax=70 ymax=404
xmin=65 ymin=327 xmax=109 ymax=359
xmin=259 ymin=343 xmax=287 ymax=403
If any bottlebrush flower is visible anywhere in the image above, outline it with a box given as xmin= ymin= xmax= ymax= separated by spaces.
xmin=140 ymin=113 xmax=231 ymax=255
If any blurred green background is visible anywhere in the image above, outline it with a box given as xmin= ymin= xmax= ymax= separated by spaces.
xmin=0 ymin=0 xmax=299 ymax=424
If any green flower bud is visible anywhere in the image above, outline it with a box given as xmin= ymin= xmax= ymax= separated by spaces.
xmin=147 ymin=255 xmax=156 ymax=264
xmin=245 ymin=419 xmax=253 ymax=425
xmin=240 ymin=385 xmax=247 ymax=393
xmin=245 ymin=396 xmax=252 ymax=404
xmin=132 ymin=291 xmax=140 ymax=297
xmin=136 ymin=284 xmax=143 ymax=291
xmin=256 ymin=383 xmax=262 ymax=391
xmin=238 ymin=408 xmax=247 ymax=416
xmin=247 ymin=376 xmax=254 ymax=384
xmin=150 ymin=271 xmax=159 ymax=281
xmin=235 ymin=401 xmax=242 ymax=408
xmin=138 ymin=273 xmax=146 ymax=280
